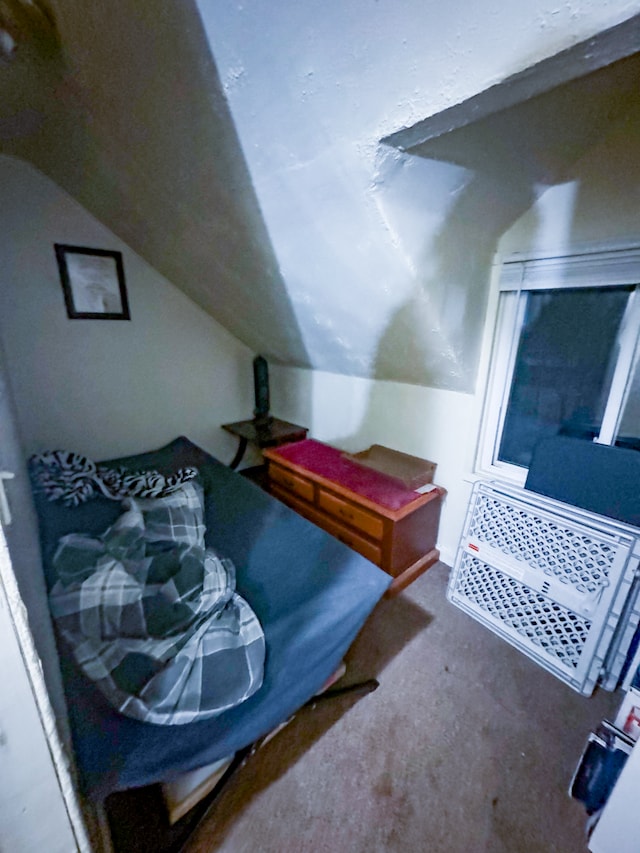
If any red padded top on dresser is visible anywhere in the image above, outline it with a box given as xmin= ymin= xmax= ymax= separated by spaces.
xmin=270 ymin=439 xmax=431 ymax=511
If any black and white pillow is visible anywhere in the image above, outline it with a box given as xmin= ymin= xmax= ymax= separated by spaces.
xmin=29 ymin=449 xmax=198 ymax=507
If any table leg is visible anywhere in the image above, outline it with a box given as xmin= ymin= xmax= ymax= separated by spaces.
xmin=229 ymin=437 xmax=248 ymax=469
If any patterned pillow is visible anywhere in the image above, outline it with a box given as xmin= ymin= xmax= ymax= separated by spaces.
xmin=29 ymin=449 xmax=198 ymax=507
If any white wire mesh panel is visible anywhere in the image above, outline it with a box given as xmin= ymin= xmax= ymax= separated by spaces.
xmin=456 ymin=552 xmax=590 ymax=668
xmin=447 ymin=482 xmax=640 ymax=695
xmin=468 ymin=493 xmax=614 ymax=595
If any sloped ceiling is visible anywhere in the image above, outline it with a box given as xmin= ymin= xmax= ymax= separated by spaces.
xmin=1 ymin=1 xmax=639 ymax=392
xmin=0 ymin=0 xmax=310 ymax=366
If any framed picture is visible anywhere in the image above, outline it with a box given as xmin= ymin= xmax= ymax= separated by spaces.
xmin=54 ymin=244 xmax=131 ymax=320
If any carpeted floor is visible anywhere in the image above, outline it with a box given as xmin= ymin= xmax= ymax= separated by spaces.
xmin=182 ymin=562 xmax=619 ymax=853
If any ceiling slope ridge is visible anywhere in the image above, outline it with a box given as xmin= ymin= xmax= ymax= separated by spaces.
xmin=382 ymin=11 xmax=640 ymax=152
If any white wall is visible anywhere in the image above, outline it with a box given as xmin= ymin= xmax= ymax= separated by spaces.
xmin=270 ymin=96 xmax=640 ymax=566
xmin=0 ymin=155 xmax=255 ymax=463
xmin=499 ymin=95 xmax=640 ymax=258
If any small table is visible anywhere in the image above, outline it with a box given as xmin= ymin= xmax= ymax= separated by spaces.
xmin=221 ymin=417 xmax=308 ymax=469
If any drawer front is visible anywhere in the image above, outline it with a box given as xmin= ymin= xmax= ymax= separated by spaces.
xmin=317 ymin=490 xmax=384 ymax=540
xmin=269 ymin=464 xmax=314 ymax=503
xmin=271 ymin=486 xmax=382 ymax=566
xmin=271 ymin=485 xmax=316 ymax=520
xmin=320 ymin=515 xmax=382 ymax=565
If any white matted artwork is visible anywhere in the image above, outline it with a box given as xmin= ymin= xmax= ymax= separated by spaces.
xmin=54 ymin=244 xmax=130 ymax=320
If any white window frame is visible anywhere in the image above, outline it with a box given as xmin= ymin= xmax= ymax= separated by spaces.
xmin=476 ymin=246 xmax=640 ymax=486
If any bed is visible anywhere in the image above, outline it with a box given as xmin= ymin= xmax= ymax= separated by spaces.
xmin=30 ymin=436 xmax=391 ymax=818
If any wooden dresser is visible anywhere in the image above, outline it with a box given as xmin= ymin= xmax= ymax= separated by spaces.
xmin=263 ymin=439 xmax=444 ymax=595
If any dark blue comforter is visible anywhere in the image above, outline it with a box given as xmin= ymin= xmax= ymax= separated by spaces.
xmin=32 ymin=436 xmax=391 ymax=799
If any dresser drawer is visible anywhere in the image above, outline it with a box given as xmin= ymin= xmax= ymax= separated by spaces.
xmin=271 ymin=485 xmax=382 ymax=565
xmin=319 ymin=515 xmax=382 ymax=565
xmin=269 ymin=464 xmax=314 ymax=502
xmin=317 ymin=490 xmax=384 ymax=540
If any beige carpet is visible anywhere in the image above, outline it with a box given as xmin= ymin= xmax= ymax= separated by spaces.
xmin=184 ymin=562 xmax=619 ymax=853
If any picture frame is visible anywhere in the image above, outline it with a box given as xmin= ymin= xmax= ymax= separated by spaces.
xmin=54 ymin=244 xmax=131 ymax=320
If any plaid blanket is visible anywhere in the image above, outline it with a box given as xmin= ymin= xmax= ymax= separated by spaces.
xmin=49 ymin=482 xmax=265 ymax=725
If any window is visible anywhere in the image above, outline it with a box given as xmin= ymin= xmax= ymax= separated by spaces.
xmin=477 ymin=247 xmax=640 ymax=484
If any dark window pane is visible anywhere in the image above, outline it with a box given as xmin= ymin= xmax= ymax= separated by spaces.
xmin=498 ymin=286 xmax=632 ymax=467
xmin=616 ymin=354 xmax=640 ymax=451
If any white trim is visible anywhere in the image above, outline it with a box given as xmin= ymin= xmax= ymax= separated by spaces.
xmin=598 ymin=289 xmax=640 ymax=445
xmin=501 ymin=240 xmax=640 ymax=266
xmin=475 ymin=290 xmax=528 ymax=485
xmin=500 ymin=246 xmax=640 ymax=292
xmin=0 ymin=526 xmax=91 ymax=852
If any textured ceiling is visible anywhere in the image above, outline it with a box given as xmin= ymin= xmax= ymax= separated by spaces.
xmin=388 ymin=44 xmax=640 ymax=185
xmin=0 ymin=0 xmax=311 ymax=367
xmin=1 ymin=2 xmax=639 ymax=391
